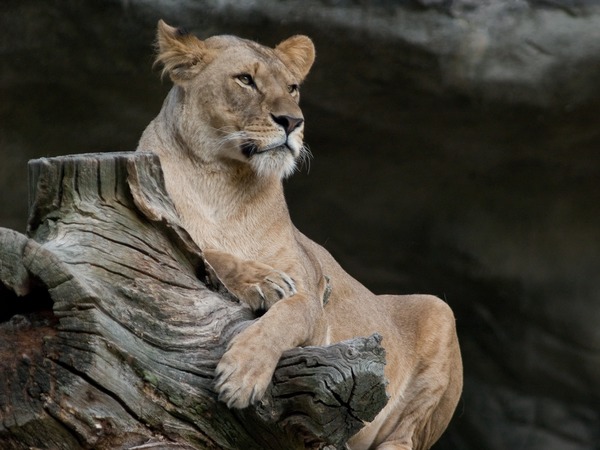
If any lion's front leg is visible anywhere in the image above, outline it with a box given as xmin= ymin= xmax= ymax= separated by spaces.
xmin=204 ymin=248 xmax=297 ymax=312
xmin=215 ymin=292 xmax=327 ymax=409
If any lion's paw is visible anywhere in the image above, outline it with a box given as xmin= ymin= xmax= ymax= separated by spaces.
xmin=214 ymin=325 xmax=280 ymax=409
xmin=204 ymin=250 xmax=297 ymax=312
xmin=230 ymin=265 xmax=296 ymax=312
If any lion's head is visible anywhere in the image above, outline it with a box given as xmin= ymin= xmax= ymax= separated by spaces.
xmin=154 ymin=20 xmax=315 ymax=179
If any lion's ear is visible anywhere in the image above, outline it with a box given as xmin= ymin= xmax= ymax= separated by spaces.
xmin=154 ymin=19 xmax=213 ymax=83
xmin=275 ymin=35 xmax=315 ymax=82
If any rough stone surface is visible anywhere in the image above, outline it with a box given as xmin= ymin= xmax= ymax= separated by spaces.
xmin=1 ymin=1 xmax=599 ymax=449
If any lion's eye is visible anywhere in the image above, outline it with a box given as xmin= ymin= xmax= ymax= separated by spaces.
xmin=236 ymin=74 xmax=255 ymax=87
xmin=288 ymin=84 xmax=299 ymax=94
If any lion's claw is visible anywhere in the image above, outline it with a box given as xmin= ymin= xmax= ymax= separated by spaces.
xmin=238 ymin=268 xmax=296 ymax=312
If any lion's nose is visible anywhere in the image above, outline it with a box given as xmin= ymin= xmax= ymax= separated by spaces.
xmin=271 ymin=114 xmax=304 ymax=135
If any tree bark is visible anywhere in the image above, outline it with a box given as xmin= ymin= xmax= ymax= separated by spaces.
xmin=0 ymin=152 xmax=388 ymax=450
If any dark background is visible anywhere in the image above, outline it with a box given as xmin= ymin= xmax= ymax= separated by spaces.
xmin=1 ymin=1 xmax=599 ymax=449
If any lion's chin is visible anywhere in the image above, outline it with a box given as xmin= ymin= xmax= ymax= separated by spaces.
xmin=248 ymin=149 xmax=298 ymax=179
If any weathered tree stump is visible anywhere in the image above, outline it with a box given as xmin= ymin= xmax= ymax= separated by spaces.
xmin=0 ymin=152 xmax=388 ymax=449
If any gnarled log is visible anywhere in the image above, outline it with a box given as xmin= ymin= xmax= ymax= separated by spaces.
xmin=0 ymin=152 xmax=388 ymax=450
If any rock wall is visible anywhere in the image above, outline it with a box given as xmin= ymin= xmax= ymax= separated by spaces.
xmin=1 ymin=1 xmax=599 ymax=449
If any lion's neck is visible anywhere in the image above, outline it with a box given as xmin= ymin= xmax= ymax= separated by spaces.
xmin=169 ymin=158 xmax=292 ymax=259
xmin=137 ymin=104 xmax=292 ymax=259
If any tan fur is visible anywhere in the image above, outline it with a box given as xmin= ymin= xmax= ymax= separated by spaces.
xmin=137 ymin=20 xmax=463 ymax=450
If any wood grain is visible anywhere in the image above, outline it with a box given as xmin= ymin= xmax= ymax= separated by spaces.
xmin=0 ymin=152 xmax=387 ymax=449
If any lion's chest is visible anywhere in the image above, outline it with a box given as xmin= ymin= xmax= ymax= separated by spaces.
xmin=160 ymin=158 xmax=298 ymax=263
xmin=175 ymin=199 xmax=285 ymax=264
xmin=188 ymin=218 xmax=262 ymax=259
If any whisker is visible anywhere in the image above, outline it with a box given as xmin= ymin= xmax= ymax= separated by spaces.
xmin=298 ymin=143 xmax=313 ymax=174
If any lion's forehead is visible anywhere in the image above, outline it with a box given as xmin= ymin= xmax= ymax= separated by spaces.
xmin=206 ymin=37 xmax=294 ymax=82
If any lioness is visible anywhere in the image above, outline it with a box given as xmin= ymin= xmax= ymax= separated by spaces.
xmin=137 ymin=20 xmax=462 ymax=450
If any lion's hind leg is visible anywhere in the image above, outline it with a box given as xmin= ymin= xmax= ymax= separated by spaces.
xmin=367 ymin=294 xmax=463 ymax=450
